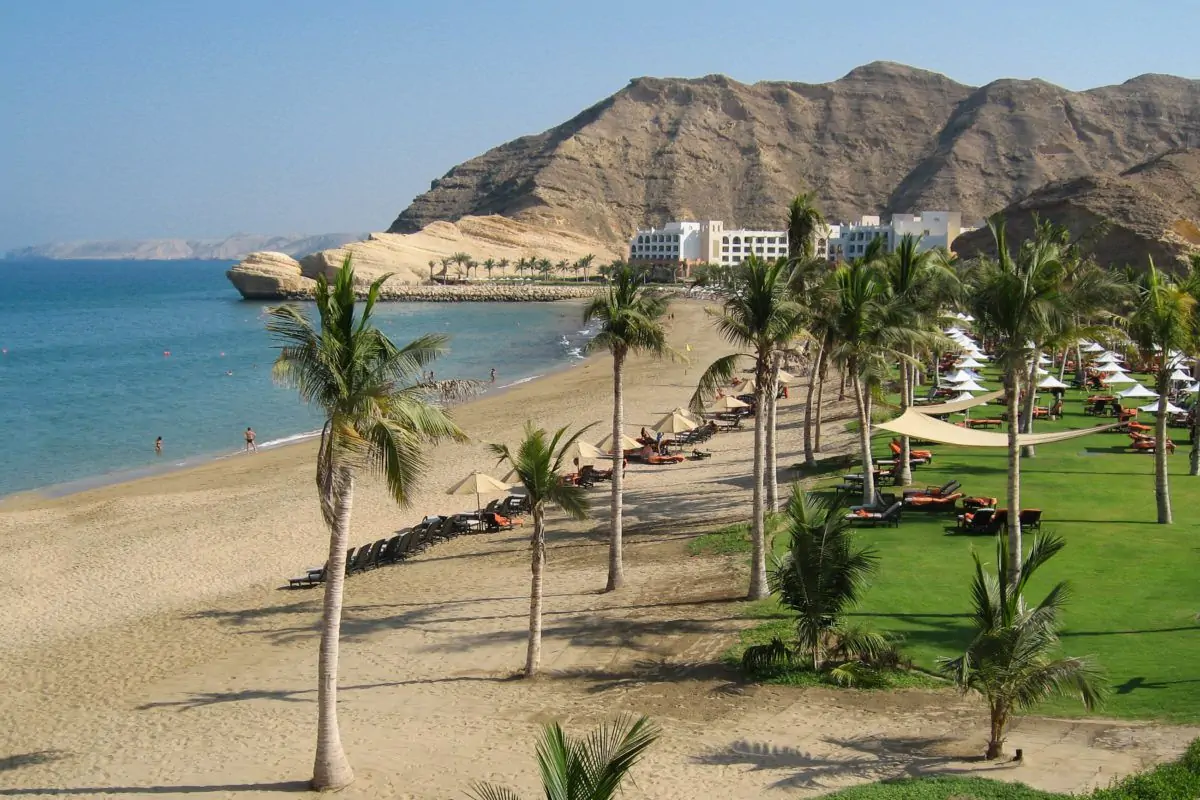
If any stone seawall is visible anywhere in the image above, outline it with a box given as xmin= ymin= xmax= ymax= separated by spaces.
xmin=259 ymin=282 xmax=606 ymax=302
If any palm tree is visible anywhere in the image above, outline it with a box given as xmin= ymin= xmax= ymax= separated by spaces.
xmin=578 ymin=253 xmax=596 ymax=282
xmin=491 ymin=422 xmax=591 ymax=677
xmin=537 ymin=258 xmax=553 ymax=279
xmin=482 ymin=258 xmax=497 ymax=280
xmin=427 ymin=259 xmax=437 ymax=282
xmin=266 ymin=256 xmax=464 ymax=790
xmin=497 ymin=257 xmax=511 ymax=279
xmin=583 ymin=267 xmax=673 ymax=591
xmin=786 ymin=191 xmax=825 ymax=266
xmin=750 ymin=486 xmax=882 ymax=673
xmin=468 ymin=715 xmax=659 ymax=800
xmin=1130 ymin=257 xmax=1196 ymax=524
xmin=826 ymin=242 xmax=926 ymax=504
xmin=690 ymin=256 xmax=804 ymax=600
xmin=882 ymin=236 xmax=958 ymax=486
xmin=940 ymin=533 xmax=1107 ymax=760
xmin=967 ymin=217 xmax=1065 ymax=585
xmin=555 ymin=258 xmax=570 ymax=278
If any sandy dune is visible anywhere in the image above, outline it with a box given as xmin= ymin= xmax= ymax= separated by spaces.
xmin=1 ymin=300 xmax=1195 ymax=798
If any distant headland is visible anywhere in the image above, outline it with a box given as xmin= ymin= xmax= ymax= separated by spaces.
xmin=4 ymin=232 xmax=368 ymax=262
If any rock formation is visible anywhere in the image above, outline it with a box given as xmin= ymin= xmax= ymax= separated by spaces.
xmin=953 ymin=149 xmax=1200 ymax=268
xmin=226 ymin=215 xmax=622 ymax=299
xmin=6 ymin=232 xmax=365 ymax=261
xmin=388 ymin=63 xmax=1200 ymax=244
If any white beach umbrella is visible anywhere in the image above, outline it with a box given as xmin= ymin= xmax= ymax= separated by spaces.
xmin=944 ymin=369 xmax=976 ymax=383
xmin=1095 ymin=362 xmax=1127 ymax=373
xmin=944 ymin=326 xmax=962 ymax=335
xmin=711 ymin=394 xmax=750 ymax=411
xmin=952 ymin=391 xmax=976 ymax=402
xmin=1035 ymin=366 xmax=1049 ymax=376
xmin=669 ymin=406 xmax=696 ymax=420
xmin=776 ymin=369 xmax=797 ymax=385
xmin=956 ymin=312 xmax=975 ymax=322
xmin=1095 ymin=351 xmax=1124 ymax=362
xmin=956 ymin=357 xmax=984 ymax=368
xmin=732 ymin=379 xmax=756 ymax=394
xmin=1118 ymin=384 xmax=1159 ymax=398
xmin=562 ymin=439 xmax=609 ymax=465
xmin=1184 ymin=382 xmax=1200 ymax=394
xmin=1103 ymin=371 xmax=1136 ymax=385
xmin=951 ymin=378 xmax=987 ymax=392
xmin=1038 ymin=376 xmax=1068 ymax=389
xmin=597 ymin=433 xmax=642 ymax=453
xmin=1082 ymin=341 xmax=1104 ymax=352
xmin=653 ymin=412 xmax=697 ymax=435
xmin=447 ymin=470 xmax=511 ymax=516
xmin=1140 ymin=400 xmax=1185 ymax=415
xmin=1169 ymin=369 xmax=1193 ymax=382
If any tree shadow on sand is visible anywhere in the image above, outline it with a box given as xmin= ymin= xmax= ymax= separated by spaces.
xmin=0 ymin=752 xmax=68 ymax=774
xmin=0 ymin=781 xmax=310 ymax=796
xmin=693 ymin=734 xmax=985 ymax=791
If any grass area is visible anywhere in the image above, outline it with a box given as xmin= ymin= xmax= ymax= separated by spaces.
xmin=707 ymin=367 xmax=1200 ymax=722
xmin=817 ymin=738 xmax=1200 ymax=798
xmin=687 ymin=515 xmax=787 ymax=556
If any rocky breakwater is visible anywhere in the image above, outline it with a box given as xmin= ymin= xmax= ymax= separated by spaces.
xmin=376 ymin=283 xmax=601 ymax=302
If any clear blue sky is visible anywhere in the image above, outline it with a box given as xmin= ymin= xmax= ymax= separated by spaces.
xmin=1 ymin=0 xmax=1195 ymax=250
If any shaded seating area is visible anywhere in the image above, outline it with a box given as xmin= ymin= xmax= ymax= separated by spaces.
xmin=889 ymin=439 xmax=933 ymax=463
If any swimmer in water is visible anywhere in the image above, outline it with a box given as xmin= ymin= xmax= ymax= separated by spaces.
xmin=155 ymin=436 xmax=163 ymax=455
xmin=226 ymin=370 xmax=233 ymax=376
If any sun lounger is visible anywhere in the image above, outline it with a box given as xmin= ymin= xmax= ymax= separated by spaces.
xmin=846 ymin=501 xmax=902 ymax=528
xmin=1019 ymin=509 xmax=1043 ymax=530
xmin=957 ymin=507 xmax=1008 ymax=534
xmin=348 ymin=545 xmax=375 ymax=574
xmin=890 ymin=439 xmax=933 ymax=461
xmin=903 ymin=491 xmax=962 ymax=511
xmin=903 ymin=480 xmax=960 ymax=499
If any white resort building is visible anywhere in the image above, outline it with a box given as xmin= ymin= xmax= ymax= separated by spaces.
xmin=628 ymin=211 xmax=969 ymax=273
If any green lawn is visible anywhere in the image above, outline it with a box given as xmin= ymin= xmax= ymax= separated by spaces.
xmin=721 ymin=372 xmax=1200 ymax=722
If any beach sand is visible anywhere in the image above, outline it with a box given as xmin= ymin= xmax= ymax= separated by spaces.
xmin=1 ymin=299 xmax=1195 ymax=798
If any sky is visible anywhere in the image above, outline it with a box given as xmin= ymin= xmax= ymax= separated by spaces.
xmin=1 ymin=0 xmax=1197 ymax=251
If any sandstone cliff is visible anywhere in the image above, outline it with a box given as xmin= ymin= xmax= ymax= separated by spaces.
xmin=953 ymin=149 xmax=1200 ymax=268
xmin=388 ymin=63 xmax=1200 ymax=244
xmin=226 ymin=215 xmax=622 ymax=299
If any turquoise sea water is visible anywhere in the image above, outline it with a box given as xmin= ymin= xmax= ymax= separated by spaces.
xmin=0 ymin=260 xmax=592 ymax=497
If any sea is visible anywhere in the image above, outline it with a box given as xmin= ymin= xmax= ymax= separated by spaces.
xmin=0 ymin=259 xmax=595 ymax=498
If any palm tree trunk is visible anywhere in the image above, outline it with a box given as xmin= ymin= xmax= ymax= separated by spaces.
xmin=852 ymin=365 xmax=875 ymax=505
xmin=1074 ymin=342 xmax=1086 ymax=386
xmin=525 ymin=505 xmax=546 ymax=677
xmin=606 ymin=351 xmax=626 ymax=591
xmin=1154 ymin=367 xmax=1173 ymax=524
xmin=802 ymin=342 xmax=824 ymax=467
xmin=814 ymin=361 xmax=827 ymax=453
xmin=987 ymin=702 xmax=1008 ymax=760
xmin=1020 ymin=352 xmax=1039 ymax=458
xmin=1191 ymin=356 xmax=1200 ymax=477
xmin=898 ymin=359 xmax=913 ymax=487
xmin=1058 ymin=346 xmax=1069 ymax=381
xmin=311 ymin=474 xmax=355 ymax=791
xmin=1005 ymin=371 xmax=1022 ymax=590
xmin=748 ymin=364 xmax=769 ymax=601
xmin=765 ymin=354 xmax=781 ymax=512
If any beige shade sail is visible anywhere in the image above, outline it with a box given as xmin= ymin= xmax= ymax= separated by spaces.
xmin=912 ymin=390 xmax=1004 ymax=415
xmin=597 ymin=433 xmax=643 ymax=453
xmin=711 ymin=394 xmax=750 ymax=410
xmin=877 ymin=408 xmax=1121 ymax=448
xmin=653 ymin=412 xmax=697 ymax=434
xmin=776 ymin=370 xmax=797 ymax=384
xmin=733 ymin=379 xmax=757 ymax=394
xmin=669 ymin=406 xmax=697 ymax=420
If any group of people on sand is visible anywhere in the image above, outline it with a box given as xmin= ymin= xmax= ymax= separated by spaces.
xmin=154 ymin=427 xmax=257 ymax=456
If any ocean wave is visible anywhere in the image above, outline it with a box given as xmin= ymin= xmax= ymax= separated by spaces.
xmin=258 ymin=430 xmax=322 ymax=449
xmin=499 ymin=375 xmax=542 ymax=389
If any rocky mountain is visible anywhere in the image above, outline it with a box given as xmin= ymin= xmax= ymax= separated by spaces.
xmin=954 ymin=148 xmax=1200 ymax=267
xmin=5 ymin=232 xmax=367 ymax=261
xmin=388 ymin=63 xmax=1200 ymax=245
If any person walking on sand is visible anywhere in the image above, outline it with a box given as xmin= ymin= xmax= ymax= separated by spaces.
xmin=244 ymin=426 xmax=257 ymax=453
xmin=155 ymin=436 xmax=163 ymax=455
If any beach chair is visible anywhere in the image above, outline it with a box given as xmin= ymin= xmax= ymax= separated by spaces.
xmin=348 ymin=545 xmax=375 ymax=574
xmin=393 ymin=530 xmax=418 ymax=560
xmin=903 ymin=492 xmax=962 ymax=511
xmin=890 ymin=439 xmax=933 ymax=462
xmin=903 ymin=480 xmax=960 ymax=499
xmin=363 ymin=538 xmax=388 ymax=570
xmin=376 ymin=535 xmax=402 ymax=565
xmin=846 ymin=501 xmax=902 ymax=528
xmin=1018 ymin=509 xmax=1043 ymax=530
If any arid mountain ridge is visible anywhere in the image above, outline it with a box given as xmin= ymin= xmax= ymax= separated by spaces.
xmin=7 ymin=232 xmax=366 ymax=261
xmin=389 ymin=62 xmax=1200 ymax=259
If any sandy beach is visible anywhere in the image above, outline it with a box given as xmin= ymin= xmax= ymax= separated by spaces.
xmin=1 ymin=299 xmax=1196 ymax=799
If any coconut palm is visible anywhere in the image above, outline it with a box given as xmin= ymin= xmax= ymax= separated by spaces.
xmin=537 ymin=258 xmax=554 ymax=279
xmin=583 ymin=268 xmax=673 ymax=591
xmin=468 ymin=715 xmax=659 ymax=800
xmin=786 ymin=191 xmax=825 ymax=265
xmin=742 ymin=486 xmax=884 ymax=676
xmin=497 ymin=257 xmax=511 ymax=278
xmin=266 ymin=255 xmax=464 ymax=790
xmin=427 ymin=258 xmax=437 ymax=282
xmin=690 ymin=256 xmax=804 ymax=599
xmin=940 ymin=533 xmax=1107 ymax=760
xmin=482 ymin=258 xmax=497 ymax=280
xmin=490 ymin=422 xmax=591 ymax=677
xmin=1130 ymin=258 xmax=1196 ymax=524
xmin=577 ymin=253 xmax=596 ymax=282
xmin=826 ymin=241 xmax=926 ymax=504
xmin=967 ymin=217 xmax=1066 ymax=584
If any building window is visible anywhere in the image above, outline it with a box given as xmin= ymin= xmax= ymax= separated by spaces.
xmin=722 ymin=246 xmax=729 ymax=253
xmin=721 ymin=236 xmax=729 ymax=244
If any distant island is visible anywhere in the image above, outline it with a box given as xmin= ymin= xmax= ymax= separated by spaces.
xmin=4 ymin=232 xmax=368 ymax=261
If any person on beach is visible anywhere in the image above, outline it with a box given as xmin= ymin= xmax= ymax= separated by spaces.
xmin=490 ymin=367 xmax=496 ymax=383
xmin=155 ymin=436 xmax=162 ymax=455
xmin=244 ymin=427 xmax=257 ymax=453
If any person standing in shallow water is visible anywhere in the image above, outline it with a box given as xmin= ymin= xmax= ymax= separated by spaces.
xmin=155 ymin=436 xmax=162 ymax=455
xmin=244 ymin=427 xmax=257 ymax=453
xmin=490 ymin=367 xmax=496 ymax=383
